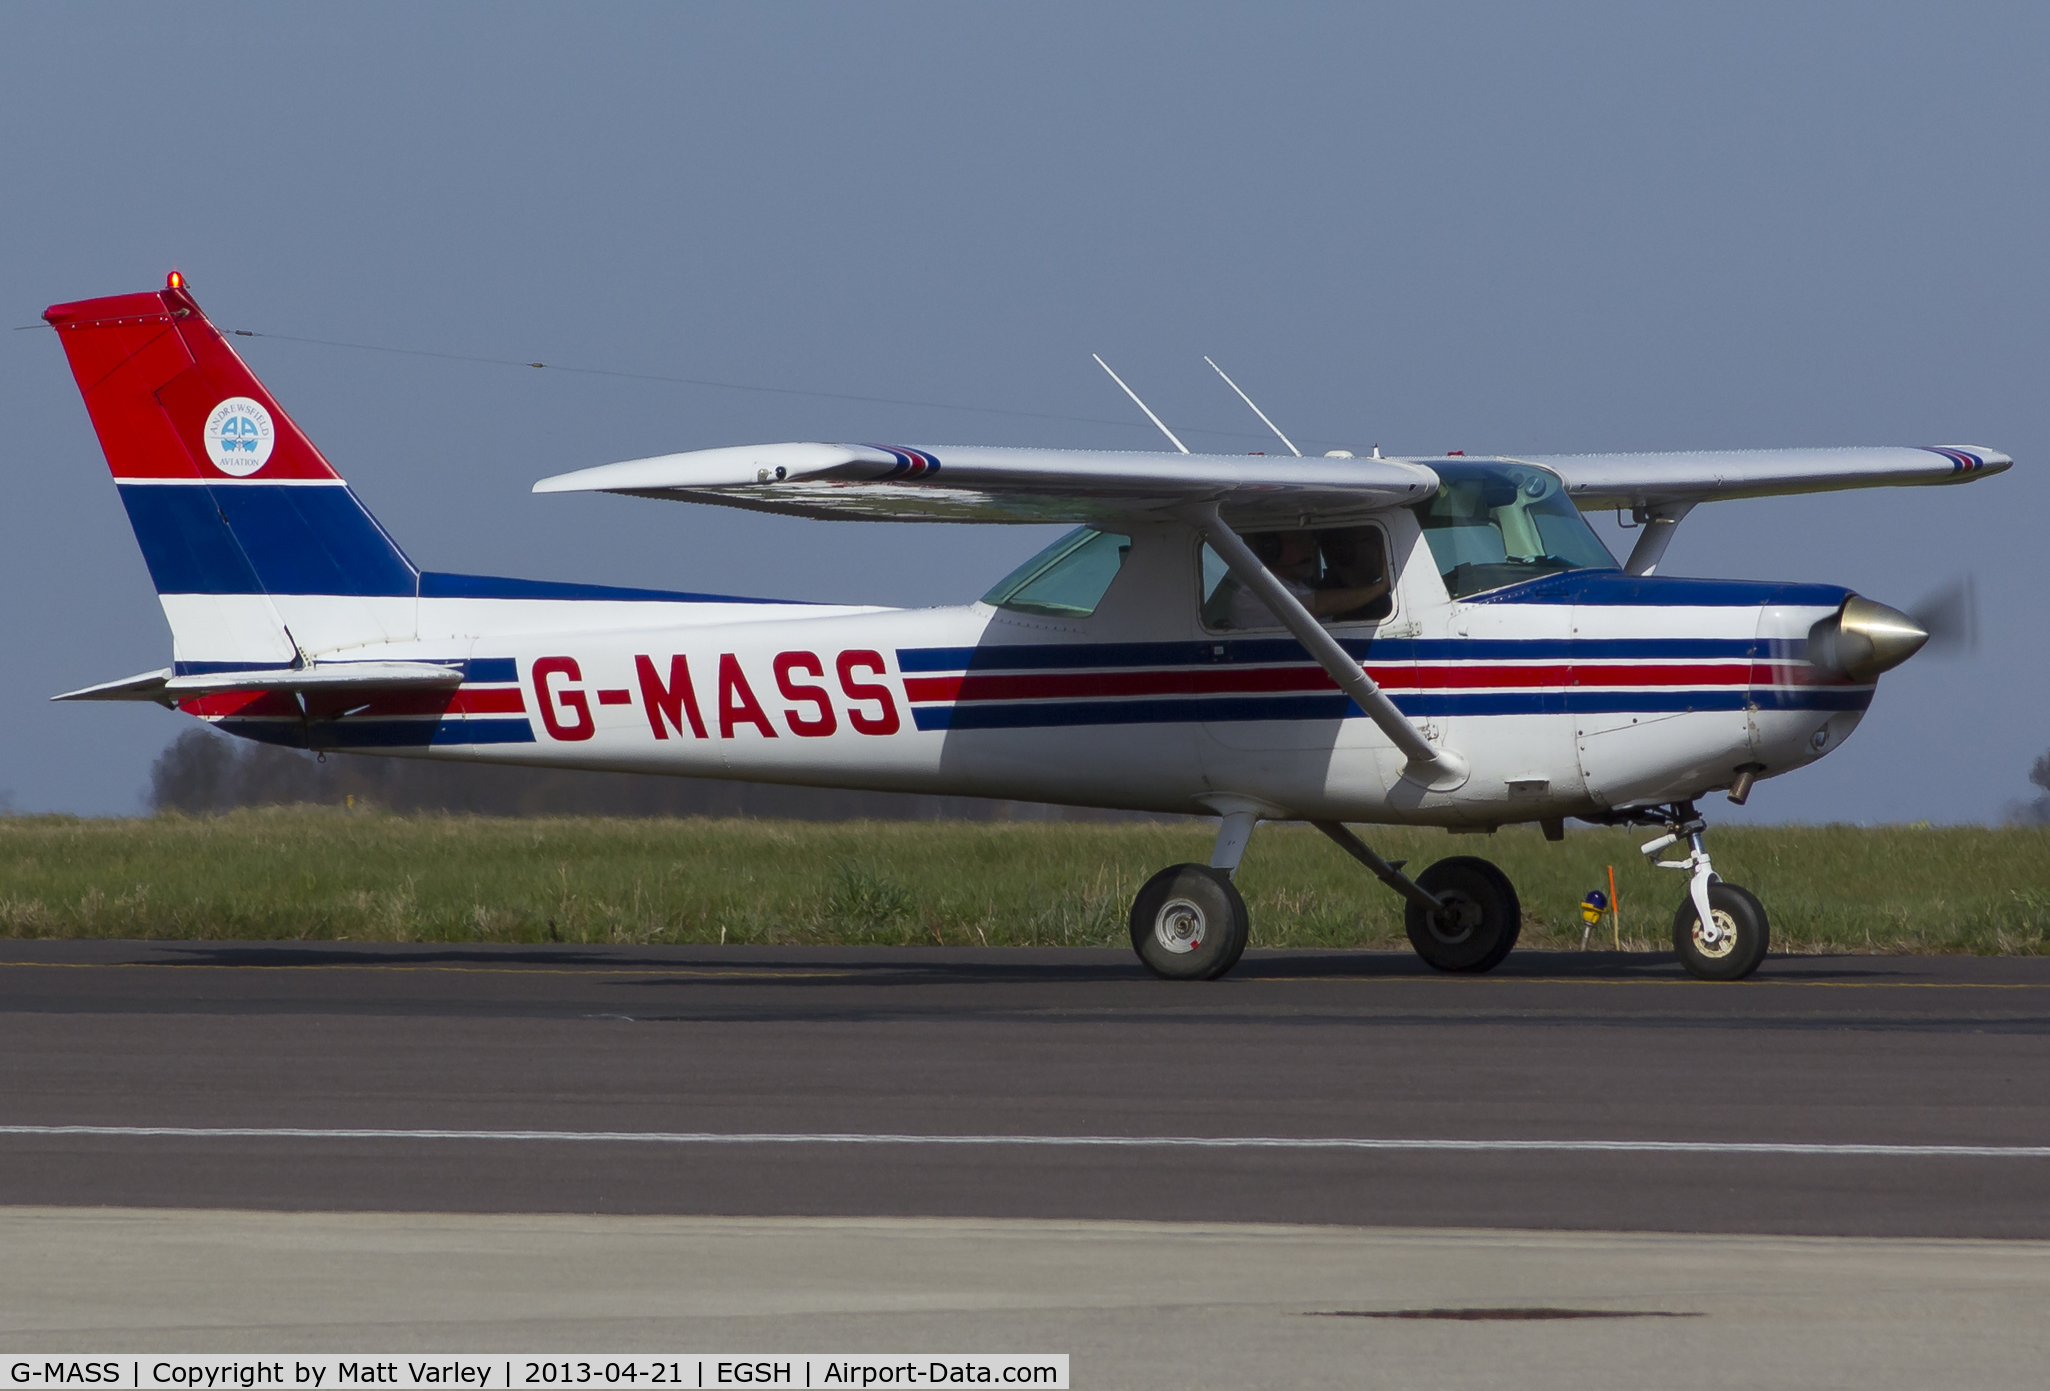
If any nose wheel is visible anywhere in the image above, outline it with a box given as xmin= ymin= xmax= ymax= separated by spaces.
xmin=1673 ymin=881 xmax=1771 ymax=981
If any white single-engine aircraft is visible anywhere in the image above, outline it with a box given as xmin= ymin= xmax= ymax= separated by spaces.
xmin=46 ymin=276 xmax=2010 ymax=981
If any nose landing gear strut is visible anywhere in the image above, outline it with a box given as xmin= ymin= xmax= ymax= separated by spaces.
xmin=1638 ymin=801 xmax=1771 ymax=980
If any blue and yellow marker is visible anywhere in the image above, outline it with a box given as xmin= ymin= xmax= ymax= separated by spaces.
xmin=1579 ymin=888 xmax=1609 ymax=949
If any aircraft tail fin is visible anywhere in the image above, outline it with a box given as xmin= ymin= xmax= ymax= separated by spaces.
xmin=44 ymin=275 xmax=418 ymax=666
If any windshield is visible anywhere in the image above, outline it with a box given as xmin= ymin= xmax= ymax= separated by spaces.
xmin=1412 ymin=461 xmax=1617 ymax=599
xmin=981 ymin=527 xmax=1131 ymax=618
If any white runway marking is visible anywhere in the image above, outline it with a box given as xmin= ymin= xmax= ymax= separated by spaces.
xmin=1 ymin=1125 xmax=2047 ymax=1157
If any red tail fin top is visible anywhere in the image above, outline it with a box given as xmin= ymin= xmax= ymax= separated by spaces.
xmin=44 ymin=276 xmax=343 ymax=483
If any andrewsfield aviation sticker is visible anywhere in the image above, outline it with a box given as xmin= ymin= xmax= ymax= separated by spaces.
xmin=204 ymin=397 xmax=275 ymax=476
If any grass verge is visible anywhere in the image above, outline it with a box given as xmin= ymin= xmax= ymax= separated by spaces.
xmin=0 ymin=809 xmax=2045 ymax=954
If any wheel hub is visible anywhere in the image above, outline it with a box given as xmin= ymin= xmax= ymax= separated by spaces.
xmin=1693 ymin=908 xmax=1738 ymax=959
xmin=1427 ymin=890 xmax=1482 ymax=946
xmin=1154 ymin=898 xmax=1206 ymax=954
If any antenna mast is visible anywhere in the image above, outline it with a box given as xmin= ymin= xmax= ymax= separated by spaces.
xmin=1204 ymin=357 xmax=1301 ymax=457
xmin=1092 ymin=355 xmax=1189 ymax=454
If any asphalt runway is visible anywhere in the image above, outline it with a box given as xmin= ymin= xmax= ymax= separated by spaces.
xmin=4 ymin=940 xmax=2049 ymax=1238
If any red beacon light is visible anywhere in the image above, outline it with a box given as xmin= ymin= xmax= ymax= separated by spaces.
xmin=166 ymin=270 xmax=183 ymax=290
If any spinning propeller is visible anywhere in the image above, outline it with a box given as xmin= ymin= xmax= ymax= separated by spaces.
xmin=1908 ymin=575 xmax=1978 ymax=657
xmin=1807 ymin=576 xmax=1977 ymax=681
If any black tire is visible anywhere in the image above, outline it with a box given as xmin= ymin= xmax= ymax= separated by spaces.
xmin=1404 ymin=857 xmax=1522 ymax=973
xmin=1130 ymin=863 xmax=1251 ymax=980
xmin=1673 ymin=880 xmax=1770 ymax=981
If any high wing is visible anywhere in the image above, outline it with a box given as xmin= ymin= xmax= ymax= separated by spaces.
xmin=533 ymin=442 xmax=1439 ymax=527
xmin=533 ymin=440 xmax=2011 ymax=525
xmin=1518 ymin=444 xmax=2011 ymax=511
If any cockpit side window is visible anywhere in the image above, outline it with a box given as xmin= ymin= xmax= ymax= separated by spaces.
xmin=1411 ymin=463 xmax=1618 ymax=599
xmin=1200 ymin=524 xmax=1394 ymax=631
xmin=982 ymin=527 xmax=1132 ymax=618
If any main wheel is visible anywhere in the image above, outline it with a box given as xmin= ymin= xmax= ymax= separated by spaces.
xmin=1673 ymin=880 xmax=1770 ymax=981
xmin=1404 ymin=856 xmax=1521 ymax=973
xmin=1130 ymin=863 xmax=1251 ymax=980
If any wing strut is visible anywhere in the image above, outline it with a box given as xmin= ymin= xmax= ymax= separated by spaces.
xmin=1623 ymin=502 xmax=1693 ymax=576
xmin=1188 ymin=503 xmax=1468 ymax=790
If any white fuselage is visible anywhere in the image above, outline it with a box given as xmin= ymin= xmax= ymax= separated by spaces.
xmin=189 ymin=513 xmax=1869 ymax=825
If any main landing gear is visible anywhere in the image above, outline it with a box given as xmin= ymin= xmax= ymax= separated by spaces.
xmin=1128 ymin=800 xmax=1771 ymax=982
xmin=1129 ymin=807 xmax=1260 ymax=980
xmin=1126 ymin=811 xmax=1524 ymax=980
xmin=1636 ymin=801 xmax=1771 ymax=981
xmin=1129 ymin=862 xmax=1252 ymax=980
xmin=1401 ymin=856 xmax=1522 ymax=973
xmin=1313 ymin=822 xmax=1521 ymax=974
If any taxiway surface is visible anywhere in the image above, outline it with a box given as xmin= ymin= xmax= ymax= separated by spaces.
xmin=3 ymin=940 xmax=2047 ymax=1237
xmin=8 ymin=1208 xmax=2049 ymax=1387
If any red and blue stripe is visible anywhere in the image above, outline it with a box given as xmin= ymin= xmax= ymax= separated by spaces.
xmin=864 ymin=445 xmax=941 ymax=480
xmin=189 ymin=659 xmax=535 ymax=749
xmin=1920 ymin=446 xmax=1989 ymax=475
xmin=897 ymin=638 xmax=1870 ymax=732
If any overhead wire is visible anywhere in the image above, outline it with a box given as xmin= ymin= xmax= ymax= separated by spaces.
xmin=18 ymin=317 xmax=1338 ymax=448
xmin=221 ymin=329 xmax=1304 ymax=448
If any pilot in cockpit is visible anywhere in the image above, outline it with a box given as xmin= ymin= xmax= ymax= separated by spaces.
xmin=1224 ymin=528 xmax=1390 ymax=629
xmin=1316 ymin=525 xmax=1392 ymax=622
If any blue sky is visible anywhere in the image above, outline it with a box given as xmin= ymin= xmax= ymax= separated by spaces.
xmin=2 ymin=2 xmax=2043 ymax=822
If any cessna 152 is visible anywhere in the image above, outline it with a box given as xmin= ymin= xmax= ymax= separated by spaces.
xmin=45 ymin=276 xmax=2010 ymax=981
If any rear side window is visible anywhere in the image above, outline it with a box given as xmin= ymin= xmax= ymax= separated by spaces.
xmin=982 ymin=528 xmax=1132 ymax=618
xmin=1200 ymin=525 xmax=1393 ymax=630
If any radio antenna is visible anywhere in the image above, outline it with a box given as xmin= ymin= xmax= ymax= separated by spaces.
xmin=1092 ymin=354 xmax=1189 ymax=454
xmin=1204 ymin=356 xmax=1301 ymax=457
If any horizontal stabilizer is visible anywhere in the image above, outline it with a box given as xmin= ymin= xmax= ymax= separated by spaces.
xmin=534 ymin=443 xmax=1440 ymax=527
xmin=50 ymin=669 xmax=179 ymax=704
xmin=53 ymin=662 xmax=466 ymax=706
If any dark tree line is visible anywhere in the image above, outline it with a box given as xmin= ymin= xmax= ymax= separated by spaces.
xmin=147 ymin=726 xmax=1152 ymax=821
xmin=2016 ymin=753 xmax=2050 ymax=826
